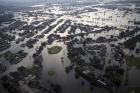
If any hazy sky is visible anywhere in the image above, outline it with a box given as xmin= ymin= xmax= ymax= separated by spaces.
xmin=0 ymin=0 xmax=102 ymax=6
xmin=0 ymin=0 xmax=71 ymax=6
xmin=0 ymin=0 xmax=122 ymax=6
xmin=0 ymin=0 xmax=102 ymax=3
xmin=0 ymin=0 xmax=79 ymax=3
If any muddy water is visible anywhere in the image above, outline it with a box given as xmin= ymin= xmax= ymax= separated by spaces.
xmin=0 ymin=7 xmax=140 ymax=93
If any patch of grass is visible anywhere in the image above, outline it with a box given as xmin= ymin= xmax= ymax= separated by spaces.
xmin=48 ymin=46 xmax=62 ymax=54
xmin=117 ymin=28 xmax=124 ymax=32
xmin=80 ymin=88 xmax=92 ymax=93
xmin=30 ymin=65 xmax=40 ymax=75
xmin=127 ymin=87 xmax=140 ymax=93
xmin=48 ymin=69 xmax=55 ymax=77
xmin=0 ymin=53 xmax=3 ymax=57
xmin=125 ymin=55 xmax=140 ymax=68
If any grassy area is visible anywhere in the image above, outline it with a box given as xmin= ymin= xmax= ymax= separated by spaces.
xmin=30 ymin=65 xmax=40 ymax=75
xmin=125 ymin=55 xmax=140 ymax=68
xmin=0 ymin=53 xmax=3 ymax=57
xmin=118 ymin=87 xmax=140 ymax=93
xmin=127 ymin=87 xmax=140 ymax=93
xmin=117 ymin=28 xmax=125 ymax=32
xmin=48 ymin=69 xmax=55 ymax=77
xmin=80 ymin=88 xmax=92 ymax=93
xmin=48 ymin=46 xmax=62 ymax=54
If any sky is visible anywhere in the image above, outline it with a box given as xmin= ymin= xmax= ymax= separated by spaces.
xmin=0 ymin=0 xmax=102 ymax=6
xmin=0 ymin=0 xmax=127 ymax=6
xmin=0 ymin=0 xmax=67 ymax=6
xmin=0 ymin=0 xmax=105 ymax=3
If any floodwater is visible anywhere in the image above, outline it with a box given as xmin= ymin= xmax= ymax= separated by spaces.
xmin=0 ymin=5 xmax=140 ymax=93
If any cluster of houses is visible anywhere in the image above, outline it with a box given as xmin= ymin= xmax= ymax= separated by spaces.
xmin=0 ymin=39 xmax=10 ymax=52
